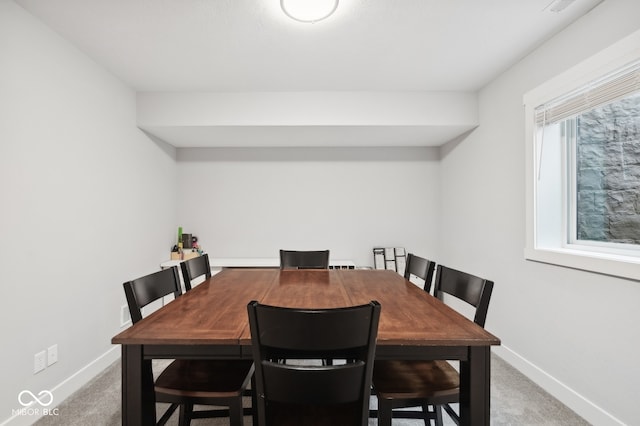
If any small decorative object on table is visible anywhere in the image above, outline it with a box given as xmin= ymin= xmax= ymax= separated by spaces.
xmin=170 ymin=227 xmax=200 ymax=260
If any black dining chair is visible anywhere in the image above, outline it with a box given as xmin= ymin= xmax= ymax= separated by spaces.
xmin=279 ymin=249 xmax=330 ymax=269
xmin=404 ymin=253 xmax=436 ymax=293
xmin=180 ymin=253 xmax=212 ymax=291
xmin=123 ymin=267 xmax=254 ymax=426
xmin=247 ymin=300 xmax=381 ymax=426
xmin=372 ymin=265 xmax=494 ymax=426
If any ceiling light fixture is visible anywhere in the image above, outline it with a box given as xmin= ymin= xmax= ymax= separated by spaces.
xmin=280 ymin=0 xmax=339 ymax=23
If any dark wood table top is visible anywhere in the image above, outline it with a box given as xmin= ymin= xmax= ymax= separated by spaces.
xmin=112 ymin=268 xmax=500 ymax=348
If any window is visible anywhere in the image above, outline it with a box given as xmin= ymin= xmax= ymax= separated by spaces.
xmin=524 ymin=30 xmax=640 ymax=280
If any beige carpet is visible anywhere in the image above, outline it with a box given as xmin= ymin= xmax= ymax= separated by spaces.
xmin=34 ymin=354 xmax=590 ymax=425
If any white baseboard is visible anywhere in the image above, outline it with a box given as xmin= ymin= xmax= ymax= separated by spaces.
xmin=1 ymin=347 xmax=120 ymax=426
xmin=493 ymin=345 xmax=624 ymax=426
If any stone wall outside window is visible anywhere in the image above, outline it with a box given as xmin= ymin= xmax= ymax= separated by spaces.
xmin=576 ymin=94 xmax=640 ymax=244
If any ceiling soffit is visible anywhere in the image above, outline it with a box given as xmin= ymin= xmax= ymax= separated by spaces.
xmin=137 ymin=91 xmax=478 ymax=148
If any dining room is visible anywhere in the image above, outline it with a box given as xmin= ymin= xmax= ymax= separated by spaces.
xmin=2 ymin=1 xmax=640 ymax=425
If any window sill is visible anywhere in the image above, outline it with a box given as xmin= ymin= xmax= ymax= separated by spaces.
xmin=524 ymin=246 xmax=640 ymax=281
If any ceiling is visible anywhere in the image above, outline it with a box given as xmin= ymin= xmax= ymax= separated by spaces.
xmin=15 ymin=0 xmax=604 ymax=148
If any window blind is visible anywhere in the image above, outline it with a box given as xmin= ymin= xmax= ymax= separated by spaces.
xmin=535 ymin=59 xmax=640 ymax=126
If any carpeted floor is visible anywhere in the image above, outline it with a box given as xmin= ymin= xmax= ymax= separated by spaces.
xmin=34 ymin=353 xmax=590 ymax=425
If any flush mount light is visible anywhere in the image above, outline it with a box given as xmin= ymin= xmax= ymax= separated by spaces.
xmin=280 ymin=0 xmax=339 ymax=23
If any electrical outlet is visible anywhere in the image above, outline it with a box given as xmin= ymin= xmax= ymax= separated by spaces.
xmin=120 ymin=305 xmax=131 ymax=327
xmin=47 ymin=344 xmax=58 ymax=366
xmin=34 ymin=351 xmax=46 ymax=374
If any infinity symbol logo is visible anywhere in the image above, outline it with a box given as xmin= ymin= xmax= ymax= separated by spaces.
xmin=18 ymin=390 xmax=54 ymax=407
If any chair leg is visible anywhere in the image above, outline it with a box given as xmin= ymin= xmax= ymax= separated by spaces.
xmin=251 ymin=375 xmax=259 ymax=426
xmin=178 ymin=403 xmax=192 ymax=426
xmin=435 ymin=405 xmax=444 ymax=426
xmin=421 ymin=403 xmax=432 ymax=426
xmin=229 ymin=398 xmax=244 ymax=426
xmin=377 ymin=399 xmax=393 ymax=426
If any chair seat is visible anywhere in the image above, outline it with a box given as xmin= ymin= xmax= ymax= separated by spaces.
xmin=267 ymin=402 xmax=361 ymax=426
xmin=373 ymin=359 xmax=459 ymax=400
xmin=155 ymin=359 xmax=254 ymax=401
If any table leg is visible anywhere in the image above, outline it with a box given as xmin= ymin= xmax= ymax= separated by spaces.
xmin=121 ymin=345 xmax=156 ymax=426
xmin=459 ymin=346 xmax=490 ymax=426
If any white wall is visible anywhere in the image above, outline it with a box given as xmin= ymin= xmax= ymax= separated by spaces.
xmin=0 ymin=2 xmax=178 ymax=423
xmin=439 ymin=1 xmax=640 ymax=424
xmin=176 ymin=147 xmax=440 ymax=267
xmin=4 ymin=0 xmax=640 ymax=424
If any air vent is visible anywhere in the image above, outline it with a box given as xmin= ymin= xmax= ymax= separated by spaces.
xmin=329 ymin=261 xmax=356 ymax=269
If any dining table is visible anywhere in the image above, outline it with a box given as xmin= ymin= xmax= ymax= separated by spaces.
xmin=112 ymin=268 xmax=500 ymax=426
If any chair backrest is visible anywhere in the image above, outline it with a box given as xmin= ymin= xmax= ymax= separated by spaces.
xmin=404 ymin=253 xmax=436 ymax=293
xmin=247 ymin=300 xmax=381 ymax=426
xmin=279 ymin=249 xmax=330 ymax=269
xmin=180 ymin=253 xmax=212 ymax=291
xmin=433 ymin=265 xmax=494 ymax=327
xmin=123 ymin=267 xmax=182 ymax=324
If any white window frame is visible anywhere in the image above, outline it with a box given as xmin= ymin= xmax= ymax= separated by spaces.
xmin=523 ymin=29 xmax=640 ymax=281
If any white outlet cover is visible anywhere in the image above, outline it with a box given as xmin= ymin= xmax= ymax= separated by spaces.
xmin=34 ymin=350 xmax=46 ymax=374
xmin=47 ymin=344 xmax=58 ymax=366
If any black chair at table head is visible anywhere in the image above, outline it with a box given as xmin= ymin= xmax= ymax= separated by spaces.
xmin=279 ymin=249 xmax=330 ymax=269
xmin=247 ymin=300 xmax=381 ymax=426
xmin=180 ymin=253 xmax=212 ymax=291
xmin=404 ymin=253 xmax=436 ymax=293
xmin=123 ymin=266 xmax=254 ymax=426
